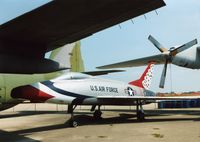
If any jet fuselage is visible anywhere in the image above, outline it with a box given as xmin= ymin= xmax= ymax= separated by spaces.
xmin=11 ymin=72 xmax=156 ymax=106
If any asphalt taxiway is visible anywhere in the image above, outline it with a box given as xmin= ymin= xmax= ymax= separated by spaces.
xmin=0 ymin=104 xmax=200 ymax=142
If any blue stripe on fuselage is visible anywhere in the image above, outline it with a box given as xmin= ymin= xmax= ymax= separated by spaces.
xmin=40 ymin=81 xmax=93 ymax=101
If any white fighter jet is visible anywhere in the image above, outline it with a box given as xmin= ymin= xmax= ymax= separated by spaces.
xmin=11 ymin=62 xmax=200 ymax=127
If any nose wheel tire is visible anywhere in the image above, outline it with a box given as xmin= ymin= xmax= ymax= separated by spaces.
xmin=69 ymin=119 xmax=78 ymax=127
xmin=68 ymin=104 xmax=78 ymax=127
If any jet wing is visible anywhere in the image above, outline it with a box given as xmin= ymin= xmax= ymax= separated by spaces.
xmin=97 ymin=96 xmax=200 ymax=101
xmin=97 ymin=54 xmax=166 ymax=69
xmin=83 ymin=70 xmax=124 ymax=76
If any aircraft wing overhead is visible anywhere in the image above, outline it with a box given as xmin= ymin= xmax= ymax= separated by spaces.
xmin=0 ymin=0 xmax=165 ymax=58
xmin=97 ymin=54 xmax=166 ymax=69
xmin=0 ymin=0 xmax=165 ymax=74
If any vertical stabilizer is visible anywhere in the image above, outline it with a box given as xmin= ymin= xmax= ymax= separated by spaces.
xmin=49 ymin=41 xmax=85 ymax=72
xmin=70 ymin=42 xmax=85 ymax=72
xmin=129 ymin=62 xmax=155 ymax=89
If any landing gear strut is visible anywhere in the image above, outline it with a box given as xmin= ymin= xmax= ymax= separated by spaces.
xmin=136 ymin=100 xmax=145 ymax=121
xmin=68 ymin=104 xmax=78 ymax=127
xmin=93 ymin=105 xmax=102 ymax=120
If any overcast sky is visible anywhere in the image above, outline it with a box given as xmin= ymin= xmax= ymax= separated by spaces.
xmin=0 ymin=0 xmax=200 ymax=93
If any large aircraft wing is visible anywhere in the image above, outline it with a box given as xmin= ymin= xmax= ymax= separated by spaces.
xmin=97 ymin=54 xmax=166 ymax=69
xmin=0 ymin=0 xmax=165 ymax=74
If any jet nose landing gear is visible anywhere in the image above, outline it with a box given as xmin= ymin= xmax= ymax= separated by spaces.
xmin=68 ymin=104 xmax=78 ymax=128
xmin=69 ymin=119 xmax=78 ymax=128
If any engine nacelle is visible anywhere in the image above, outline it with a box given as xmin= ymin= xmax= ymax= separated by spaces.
xmin=172 ymin=46 xmax=200 ymax=69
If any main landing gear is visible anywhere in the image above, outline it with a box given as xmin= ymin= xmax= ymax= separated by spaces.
xmin=91 ymin=105 xmax=102 ymax=119
xmin=68 ymin=104 xmax=78 ymax=127
xmin=93 ymin=105 xmax=102 ymax=120
xmin=68 ymin=104 xmax=103 ymax=127
xmin=136 ymin=100 xmax=145 ymax=121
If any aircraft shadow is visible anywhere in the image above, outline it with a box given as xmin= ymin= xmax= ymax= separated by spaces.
xmin=72 ymin=110 xmax=200 ymax=126
xmin=0 ymin=130 xmax=40 ymax=142
xmin=0 ymin=110 xmax=66 ymax=119
xmin=0 ymin=109 xmax=200 ymax=142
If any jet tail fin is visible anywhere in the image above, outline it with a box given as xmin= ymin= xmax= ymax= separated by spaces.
xmin=49 ymin=41 xmax=85 ymax=72
xmin=129 ymin=62 xmax=155 ymax=89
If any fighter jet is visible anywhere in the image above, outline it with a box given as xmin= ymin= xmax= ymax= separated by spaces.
xmin=11 ymin=62 xmax=200 ymax=127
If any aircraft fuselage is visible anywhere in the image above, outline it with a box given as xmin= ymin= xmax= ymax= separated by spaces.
xmin=11 ymin=72 xmax=156 ymax=106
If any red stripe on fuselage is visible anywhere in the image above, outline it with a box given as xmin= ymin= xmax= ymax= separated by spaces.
xmin=11 ymin=85 xmax=54 ymax=103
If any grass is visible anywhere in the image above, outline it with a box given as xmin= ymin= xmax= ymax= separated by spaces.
xmin=152 ymin=133 xmax=164 ymax=138
xmin=98 ymin=136 xmax=108 ymax=138
xmin=153 ymin=128 xmax=160 ymax=130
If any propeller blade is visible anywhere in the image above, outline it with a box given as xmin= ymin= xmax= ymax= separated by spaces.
xmin=171 ymin=39 xmax=198 ymax=56
xmin=148 ymin=35 xmax=168 ymax=53
xmin=159 ymin=60 xmax=168 ymax=88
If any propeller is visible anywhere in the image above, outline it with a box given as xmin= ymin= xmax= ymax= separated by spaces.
xmin=148 ymin=35 xmax=198 ymax=88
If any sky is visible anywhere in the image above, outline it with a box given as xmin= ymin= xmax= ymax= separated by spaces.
xmin=0 ymin=0 xmax=200 ymax=93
